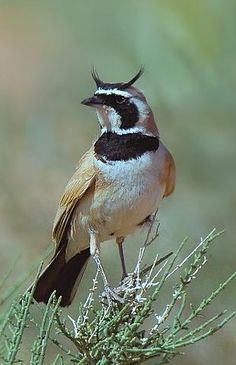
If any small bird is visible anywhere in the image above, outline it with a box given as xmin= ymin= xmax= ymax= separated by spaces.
xmin=32 ymin=68 xmax=176 ymax=306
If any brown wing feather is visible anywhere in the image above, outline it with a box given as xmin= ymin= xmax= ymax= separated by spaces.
xmin=164 ymin=151 xmax=176 ymax=198
xmin=52 ymin=148 xmax=96 ymax=249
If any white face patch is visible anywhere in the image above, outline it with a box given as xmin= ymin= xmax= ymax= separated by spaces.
xmin=130 ymin=97 xmax=149 ymax=123
xmin=107 ymin=107 xmax=122 ymax=129
xmin=95 ymin=88 xmax=131 ymax=98
xmin=96 ymin=107 xmax=121 ymax=130
xmin=94 ymin=88 xmax=150 ymax=133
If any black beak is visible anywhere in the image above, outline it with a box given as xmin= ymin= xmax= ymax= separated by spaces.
xmin=81 ymin=96 xmax=103 ymax=107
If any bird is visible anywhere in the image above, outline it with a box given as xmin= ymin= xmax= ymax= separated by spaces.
xmin=32 ymin=68 xmax=176 ymax=307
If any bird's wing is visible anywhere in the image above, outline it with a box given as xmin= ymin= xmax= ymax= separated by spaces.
xmin=52 ymin=147 xmax=96 ymax=252
xmin=163 ymin=149 xmax=176 ymax=197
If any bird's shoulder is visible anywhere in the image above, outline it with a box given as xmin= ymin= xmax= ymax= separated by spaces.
xmin=60 ymin=147 xmax=96 ymax=207
xmin=52 ymin=147 xmax=96 ymax=244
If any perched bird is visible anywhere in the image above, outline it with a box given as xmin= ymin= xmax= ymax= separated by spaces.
xmin=32 ymin=68 xmax=176 ymax=306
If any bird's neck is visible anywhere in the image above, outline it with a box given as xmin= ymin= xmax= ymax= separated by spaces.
xmin=140 ymin=110 xmax=159 ymax=137
xmin=99 ymin=111 xmax=159 ymax=138
xmin=94 ymin=130 xmax=159 ymax=162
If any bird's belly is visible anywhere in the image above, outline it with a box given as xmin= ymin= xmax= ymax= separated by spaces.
xmin=92 ymin=154 xmax=166 ymax=240
xmin=67 ymin=152 xmax=166 ymax=256
xmin=95 ymin=178 xmax=164 ymax=240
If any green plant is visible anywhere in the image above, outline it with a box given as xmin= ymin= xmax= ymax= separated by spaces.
xmin=0 ymin=225 xmax=235 ymax=364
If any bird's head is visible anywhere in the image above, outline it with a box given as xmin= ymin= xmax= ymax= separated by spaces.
xmin=81 ymin=68 xmax=158 ymax=136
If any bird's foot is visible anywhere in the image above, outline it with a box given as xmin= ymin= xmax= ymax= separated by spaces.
xmin=101 ymin=285 xmax=125 ymax=305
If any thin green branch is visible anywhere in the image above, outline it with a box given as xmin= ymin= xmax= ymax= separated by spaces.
xmin=0 ymin=230 xmax=235 ymax=365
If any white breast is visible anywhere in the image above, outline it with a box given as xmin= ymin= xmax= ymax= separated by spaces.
xmin=95 ymin=151 xmax=154 ymax=180
xmin=66 ymin=144 xmax=169 ymax=259
xmin=93 ymin=149 xmax=166 ymax=238
xmin=95 ymin=147 xmax=166 ymax=189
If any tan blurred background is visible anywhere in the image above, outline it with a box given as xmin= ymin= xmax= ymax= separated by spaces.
xmin=0 ymin=0 xmax=236 ymax=364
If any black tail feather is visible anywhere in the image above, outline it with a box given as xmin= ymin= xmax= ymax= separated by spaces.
xmin=32 ymin=248 xmax=90 ymax=307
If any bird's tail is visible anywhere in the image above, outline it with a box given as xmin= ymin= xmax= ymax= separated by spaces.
xmin=31 ymin=248 xmax=90 ymax=307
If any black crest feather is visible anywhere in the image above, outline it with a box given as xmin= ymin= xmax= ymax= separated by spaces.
xmin=120 ymin=66 xmax=144 ymax=89
xmin=91 ymin=66 xmax=144 ymax=90
xmin=91 ymin=67 xmax=104 ymax=88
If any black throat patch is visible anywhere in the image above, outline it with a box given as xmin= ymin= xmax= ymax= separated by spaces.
xmin=94 ymin=132 xmax=159 ymax=162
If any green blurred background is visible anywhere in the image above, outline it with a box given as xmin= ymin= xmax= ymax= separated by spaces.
xmin=0 ymin=0 xmax=236 ymax=363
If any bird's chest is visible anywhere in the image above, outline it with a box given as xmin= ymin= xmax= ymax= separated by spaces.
xmin=92 ymin=153 xmax=165 ymax=234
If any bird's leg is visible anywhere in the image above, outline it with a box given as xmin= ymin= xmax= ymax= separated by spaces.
xmin=93 ymin=252 xmax=124 ymax=304
xmin=89 ymin=230 xmax=108 ymax=284
xmin=116 ymin=237 xmax=128 ymax=281
xmin=93 ymin=251 xmax=109 ymax=288
xmin=89 ymin=231 xmax=124 ymax=304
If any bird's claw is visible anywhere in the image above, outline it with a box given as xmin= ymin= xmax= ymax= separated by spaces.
xmin=101 ymin=285 xmax=125 ymax=305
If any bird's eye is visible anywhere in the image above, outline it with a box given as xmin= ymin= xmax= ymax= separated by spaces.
xmin=116 ymin=96 xmax=126 ymax=104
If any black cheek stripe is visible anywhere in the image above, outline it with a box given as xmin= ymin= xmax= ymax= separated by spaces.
xmin=96 ymin=93 xmax=139 ymax=129
xmin=119 ymin=102 xmax=139 ymax=129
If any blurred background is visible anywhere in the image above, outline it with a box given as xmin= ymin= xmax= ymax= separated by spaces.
xmin=0 ymin=0 xmax=235 ymax=363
